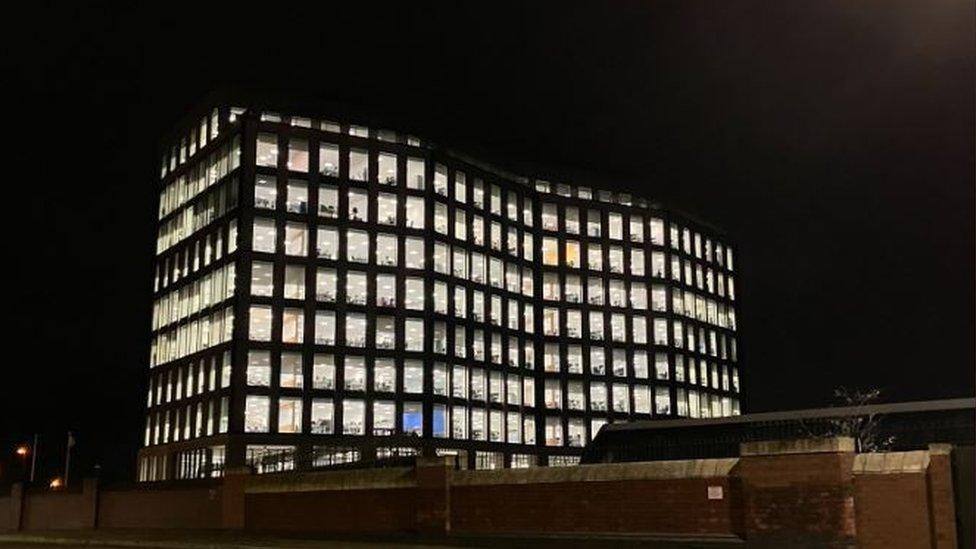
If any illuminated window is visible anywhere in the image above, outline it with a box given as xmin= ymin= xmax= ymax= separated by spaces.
xmin=590 ymin=348 xmax=605 ymax=376
xmin=405 ymin=237 xmax=424 ymax=269
xmin=313 ymin=355 xmax=335 ymax=389
xmin=348 ymin=189 xmax=368 ymax=222
xmin=249 ymin=305 xmax=272 ymax=341
xmin=284 ymin=223 xmax=307 ymax=256
xmin=376 ymin=273 xmax=396 ymax=307
xmin=377 ymin=193 xmax=397 ymax=225
xmin=373 ymin=401 xmax=395 ymax=435
xmin=286 ymin=180 xmax=308 ymax=213
xmin=378 ymin=153 xmax=398 ymax=185
xmin=245 ymin=396 xmax=270 ymax=432
xmin=374 ymin=359 xmax=396 ymax=392
xmin=542 ymin=237 xmax=558 ymax=266
xmin=246 ymin=351 xmax=271 ymax=386
xmin=587 ymin=209 xmax=601 ymax=237
xmin=311 ymin=399 xmax=334 ymax=434
xmin=346 ymin=271 xmax=367 ymax=305
xmin=655 ymin=387 xmax=672 ymax=415
xmin=403 ymin=402 xmax=423 ymax=435
xmin=318 ymin=184 xmax=338 ymax=217
xmin=278 ymin=397 xmax=302 ymax=433
xmin=405 ymin=196 xmax=425 ymax=229
xmin=344 ymin=357 xmax=366 ymax=390
xmin=545 ymin=417 xmax=562 ymax=447
xmin=283 ymin=265 xmax=305 ymax=299
xmin=345 ymin=313 xmax=366 ymax=347
xmin=256 ymin=133 xmax=277 ymax=168
xmin=346 ymin=230 xmax=369 ymax=263
xmin=404 ymin=360 xmax=424 ymax=393
xmin=376 ymin=316 xmax=395 ymax=349
xmin=287 ymin=139 xmax=308 ymax=172
xmin=545 ymin=380 xmax=562 ymax=409
xmin=314 ymin=311 xmax=335 ymax=345
xmin=454 ymin=172 xmax=467 ymax=203
xmin=434 ymin=164 xmax=448 ymax=196
xmin=317 ymin=227 xmax=338 ymax=259
xmin=349 ymin=149 xmax=369 ymax=181
xmin=343 ymin=400 xmax=365 ymax=435
xmin=319 ymin=144 xmax=339 ymax=176
xmin=281 ymin=308 xmax=304 ymax=343
xmin=590 ymin=384 xmax=607 ymax=411
xmin=407 ymin=158 xmax=425 ymax=189
xmin=405 ymin=318 xmax=424 ymax=351
xmin=252 ymin=218 xmax=276 ymax=253
xmin=542 ymin=203 xmax=558 ymax=231
xmin=376 ymin=233 xmax=397 ymax=266
xmin=254 ymin=175 xmax=277 ymax=209
xmin=251 ymin=261 xmax=273 ymax=296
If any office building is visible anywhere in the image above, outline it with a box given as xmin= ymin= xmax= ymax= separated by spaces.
xmin=138 ymin=102 xmax=741 ymax=480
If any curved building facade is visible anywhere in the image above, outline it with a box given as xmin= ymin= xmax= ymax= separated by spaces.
xmin=139 ymin=104 xmax=741 ymax=480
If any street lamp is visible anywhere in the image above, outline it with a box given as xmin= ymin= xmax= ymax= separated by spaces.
xmin=16 ymin=437 xmax=38 ymax=482
xmin=49 ymin=477 xmax=63 ymax=489
xmin=15 ymin=445 xmax=30 ymax=482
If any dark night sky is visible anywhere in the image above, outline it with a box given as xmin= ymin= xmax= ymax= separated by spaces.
xmin=3 ymin=1 xmax=973 ymax=483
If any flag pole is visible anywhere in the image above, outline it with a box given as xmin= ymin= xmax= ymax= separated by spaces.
xmin=64 ymin=431 xmax=73 ymax=487
xmin=29 ymin=434 xmax=38 ymax=483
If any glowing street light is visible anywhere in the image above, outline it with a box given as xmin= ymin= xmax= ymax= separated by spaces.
xmin=15 ymin=445 xmax=29 ymax=457
xmin=49 ymin=477 xmax=63 ymax=489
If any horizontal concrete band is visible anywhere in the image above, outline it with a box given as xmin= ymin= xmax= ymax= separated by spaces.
xmin=852 ymin=450 xmax=930 ymax=474
xmin=245 ymin=467 xmax=416 ymax=493
xmin=453 ymin=458 xmax=740 ymax=486
xmin=739 ymin=437 xmax=855 ymax=456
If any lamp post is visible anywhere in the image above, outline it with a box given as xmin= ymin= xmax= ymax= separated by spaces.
xmin=15 ymin=442 xmax=31 ymax=482
xmin=15 ymin=434 xmax=39 ymax=482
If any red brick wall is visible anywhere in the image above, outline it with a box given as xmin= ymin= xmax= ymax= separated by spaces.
xmin=452 ymin=478 xmax=735 ymax=535
xmin=1 ymin=441 xmax=963 ymax=544
xmin=927 ymin=450 xmax=960 ymax=549
xmin=21 ymin=491 xmax=91 ymax=530
xmin=0 ymin=496 xmax=10 ymax=531
xmin=98 ymin=486 xmax=221 ymax=529
xmin=245 ymin=488 xmax=416 ymax=532
xmin=733 ymin=452 xmax=857 ymax=547
xmin=854 ymin=473 xmax=932 ymax=549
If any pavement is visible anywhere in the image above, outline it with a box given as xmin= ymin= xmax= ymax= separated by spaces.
xmin=0 ymin=530 xmax=743 ymax=549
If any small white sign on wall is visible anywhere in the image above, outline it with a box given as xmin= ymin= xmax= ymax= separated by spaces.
xmin=707 ymin=485 xmax=724 ymax=500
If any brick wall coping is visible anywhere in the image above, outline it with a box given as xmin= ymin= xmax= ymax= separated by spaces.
xmin=852 ymin=450 xmax=930 ymax=475
xmin=739 ymin=436 xmax=855 ymax=456
xmin=927 ymin=443 xmax=952 ymax=455
xmin=452 ymin=458 xmax=739 ymax=486
xmin=244 ymin=467 xmax=416 ymax=494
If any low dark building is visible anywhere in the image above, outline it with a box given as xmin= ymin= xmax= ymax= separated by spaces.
xmin=582 ymin=397 xmax=975 ymax=463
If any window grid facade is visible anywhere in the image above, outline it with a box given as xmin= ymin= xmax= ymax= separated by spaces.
xmin=138 ymin=106 xmax=741 ymax=481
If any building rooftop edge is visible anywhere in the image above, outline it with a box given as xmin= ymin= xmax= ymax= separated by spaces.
xmin=602 ymin=397 xmax=976 ymax=433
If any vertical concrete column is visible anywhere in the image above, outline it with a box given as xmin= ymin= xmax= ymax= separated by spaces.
xmin=414 ymin=456 xmax=453 ymax=535
xmin=8 ymin=483 xmax=24 ymax=531
xmin=221 ymin=466 xmax=251 ymax=530
xmin=733 ymin=437 xmax=858 ymax=547
xmin=82 ymin=478 xmax=99 ymax=529
xmin=926 ymin=444 xmax=958 ymax=549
